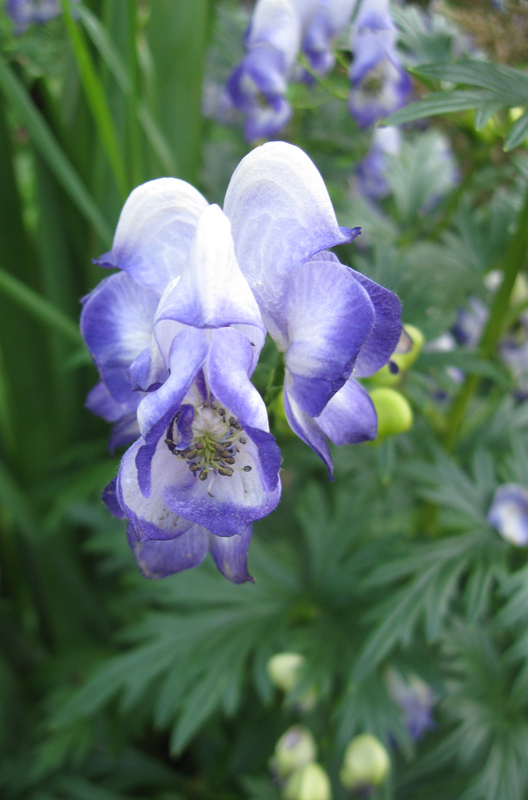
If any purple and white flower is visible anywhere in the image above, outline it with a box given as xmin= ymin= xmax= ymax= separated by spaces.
xmin=348 ymin=0 xmax=411 ymax=128
xmin=6 ymin=0 xmax=79 ymax=33
xmin=224 ymin=143 xmax=402 ymax=474
xmin=303 ymin=0 xmax=358 ymax=76
xmin=356 ymin=125 xmax=401 ymax=200
xmin=226 ymin=0 xmax=319 ymax=141
xmin=385 ymin=667 xmax=436 ymax=741
xmin=488 ymin=484 xmax=528 ymax=547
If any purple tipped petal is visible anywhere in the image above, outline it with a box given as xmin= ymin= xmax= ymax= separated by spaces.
xmin=285 ymin=260 xmax=375 ymax=416
xmin=126 ymin=523 xmax=208 ymax=579
xmin=119 ymin=440 xmax=194 ymax=541
xmin=488 ymin=484 xmax=528 ymax=546
xmin=349 ymin=269 xmax=402 ymax=377
xmin=283 ymin=388 xmax=333 ymax=477
xmin=244 ymin=96 xmax=293 ymax=142
xmin=303 ymin=0 xmax=357 ymax=76
xmin=95 ymin=178 xmax=208 ymax=295
xmin=207 ymin=328 xmax=269 ymax=432
xmin=81 ymin=272 xmax=159 ymax=405
xmin=162 ymin=430 xmax=281 ymax=537
xmin=316 ymin=377 xmax=377 ymax=445
xmin=208 ymin=525 xmax=254 ymax=584
xmin=86 ymin=381 xmax=128 ymax=423
xmin=224 ymin=142 xmax=360 ymax=344
xmin=137 ymin=328 xmax=210 ymax=439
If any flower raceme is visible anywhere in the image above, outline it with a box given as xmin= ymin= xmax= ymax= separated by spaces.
xmin=81 ymin=142 xmax=401 ymax=581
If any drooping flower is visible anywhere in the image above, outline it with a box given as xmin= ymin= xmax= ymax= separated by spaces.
xmin=385 ymin=667 xmax=436 ymax=741
xmin=224 ymin=142 xmax=402 ymax=474
xmin=226 ymin=0 xmax=319 ymax=141
xmin=303 ymin=0 xmax=358 ymax=76
xmin=488 ymin=484 xmax=528 ymax=547
xmin=6 ymin=0 xmax=79 ymax=33
xmin=356 ymin=125 xmax=401 ymax=200
xmin=348 ymin=0 xmax=411 ymax=128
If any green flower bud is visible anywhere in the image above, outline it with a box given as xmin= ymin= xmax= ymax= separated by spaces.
xmin=272 ymin=726 xmax=317 ymax=778
xmin=368 ymin=325 xmax=424 ymax=387
xmin=370 ymin=388 xmax=413 ymax=440
xmin=284 ymin=763 xmax=332 ymax=800
xmin=267 ymin=653 xmax=305 ymax=693
xmin=340 ymin=734 xmax=390 ymax=791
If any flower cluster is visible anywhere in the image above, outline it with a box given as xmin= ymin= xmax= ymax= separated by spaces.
xmin=226 ymin=0 xmax=411 ymax=140
xmin=81 ymin=142 xmax=401 ymax=582
xmin=6 ymin=0 xmax=79 ymax=33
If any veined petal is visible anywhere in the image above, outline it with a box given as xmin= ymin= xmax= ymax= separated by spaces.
xmin=81 ymin=272 xmax=159 ymax=404
xmin=137 ymin=327 xmax=210 ymax=439
xmin=349 ymin=268 xmax=402 ymax=377
xmin=207 ymin=327 xmax=269 ymax=432
xmin=316 ymin=377 xmax=377 ymax=444
xmin=154 ymin=205 xmax=265 ymax=337
xmin=283 ymin=387 xmax=333 ymax=477
xmin=86 ymin=381 xmax=128 ymax=423
xmin=108 ymin=414 xmax=141 ymax=452
xmin=95 ymin=178 xmax=209 ymax=295
xmin=162 ymin=429 xmax=281 ymax=536
xmin=285 ymin=259 xmax=375 ymax=416
xmin=208 ymin=525 xmax=254 ymax=584
xmin=118 ymin=440 xmax=194 ymax=541
xmin=126 ymin=523 xmax=208 ymax=579
xmin=224 ymin=141 xmax=360 ymax=344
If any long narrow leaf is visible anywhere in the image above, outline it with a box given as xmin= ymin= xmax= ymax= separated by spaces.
xmin=78 ymin=5 xmax=177 ymax=176
xmin=0 ymin=267 xmax=82 ymax=346
xmin=386 ymin=89 xmax=505 ymax=126
xmin=59 ymin=0 xmax=128 ymax=198
xmin=505 ymin=110 xmax=528 ymax=152
xmin=0 ymin=60 xmax=112 ymax=245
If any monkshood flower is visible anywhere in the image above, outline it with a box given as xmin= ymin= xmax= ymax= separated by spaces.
xmin=227 ymin=0 xmax=319 ymax=141
xmin=303 ymin=0 xmax=358 ymax=76
xmin=356 ymin=126 xmax=401 ymax=200
xmin=348 ymin=0 xmax=411 ymax=128
xmin=82 ymin=194 xmax=281 ymax=582
xmin=7 ymin=0 xmax=79 ymax=33
xmin=488 ymin=484 xmax=528 ymax=547
xmin=385 ymin=667 xmax=436 ymax=741
xmin=224 ymin=142 xmax=402 ymax=475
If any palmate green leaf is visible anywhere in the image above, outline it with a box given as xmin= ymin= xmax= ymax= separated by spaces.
xmin=505 ymin=110 xmax=528 ymax=151
xmin=0 ymin=60 xmax=112 ymax=245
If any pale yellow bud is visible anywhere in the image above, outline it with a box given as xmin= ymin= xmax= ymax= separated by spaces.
xmin=272 ymin=726 xmax=317 ymax=778
xmin=370 ymin=388 xmax=413 ymax=440
xmin=284 ymin=763 xmax=332 ymax=800
xmin=340 ymin=734 xmax=390 ymax=790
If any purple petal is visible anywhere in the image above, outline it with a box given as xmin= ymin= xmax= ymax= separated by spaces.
xmin=126 ymin=523 xmax=208 ymax=579
xmin=316 ymin=377 xmax=377 ymax=445
xmin=207 ymin=328 xmax=270 ymax=432
xmin=108 ymin=414 xmax=141 ymax=452
xmin=136 ymin=327 xmax=210 ymax=439
xmin=102 ymin=478 xmax=125 ymax=519
xmin=488 ymin=484 xmax=528 ymax=546
xmin=86 ymin=381 xmax=130 ymax=423
xmin=244 ymin=96 xmax=293 ymax=142
xmin=95 ymin=178 xmax=208 ymax=295
xmin=81 ymin=272 xmax=159 ymax=405
xmin=285 ymin=260 xmax=375 ymax=416
xmin=208 ymin=525 xmax=254 ymax=584
xmin=349 ymin=268 xmax=402 ymax=377
xmin=224 ymin=142 xmax=360 ymax=344
xmin=118 ymin=440 xmax=194 ymax=541
xmin=302 ymin=0 xmax=357 ymax=75
xmin=283 ymin=387 xmax=333 ymax=477
xmin=162 ymin=430 xmax=281 ymax=536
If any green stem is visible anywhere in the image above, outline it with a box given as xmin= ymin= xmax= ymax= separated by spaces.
xmin=443 ymin=181 xmax=528 ymax=451
xmin=297 ymin=55 xmax=348 ymax=102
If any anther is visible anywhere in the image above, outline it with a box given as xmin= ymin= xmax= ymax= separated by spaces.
xmin=213 ymin=443 xmax=227 ymax=453
xmin=186 ymin=449 xmax=198 ymax=459
xmin=190 ymin=464 xmax=201 ymax=472
xmin=195 ymin=442 xmax=205 ymax=450
xmin=229 ymin=416 xmax=237 ymax=426
xmin=218 ymin=467 xmax=234 ymax=477
xmin=218 ymin=407 xmax=226 ymax=416
xmin=199 ymin=470 xmax=208 ymax=481
xmin=239 ymin=437 xmax=247 ymax=444
xmin=223 ymin=457 xmax=235 ymax=465
xmin=243 ymin=465 xmax=252 ymax=472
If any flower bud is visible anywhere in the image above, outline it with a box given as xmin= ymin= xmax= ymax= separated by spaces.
xmin=272 ymin=726 xmax=317 ymax=778
xmin=284 ymin=763 xmax=332 ymax=800
xmin=369 ymin=388 xmax=413 ymax=440
xmin=340 ymin=734 xmax=390 ymax=791
xmin=267 ymin=653 xmax=305 ymax=693
xmin=369 ymin=325 xmax=424 ymax=387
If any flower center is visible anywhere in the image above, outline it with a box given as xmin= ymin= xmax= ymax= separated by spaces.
xmin=165 ymin=402 xmax=251 ymax=482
